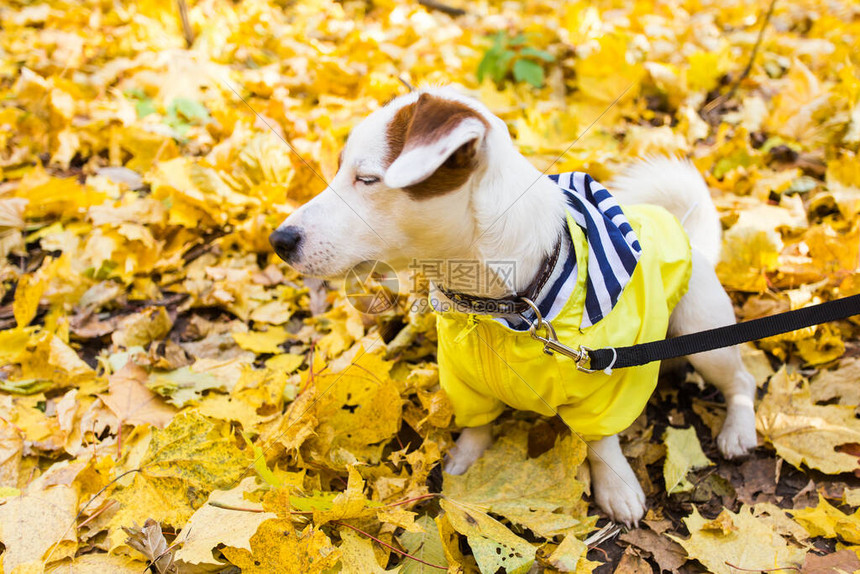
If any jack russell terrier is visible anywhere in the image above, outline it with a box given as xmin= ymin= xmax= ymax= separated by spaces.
xmin=269 ymin=86 xmax=758 ymax=526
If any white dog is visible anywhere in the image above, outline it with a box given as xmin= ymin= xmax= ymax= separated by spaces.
xmin=270 ymin=86 xmax=757 ymax=526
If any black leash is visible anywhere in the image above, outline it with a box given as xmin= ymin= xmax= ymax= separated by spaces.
xmin=586 ymin=293 xmax=860 ymax=371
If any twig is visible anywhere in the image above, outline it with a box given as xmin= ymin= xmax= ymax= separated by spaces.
xmin=177 ymin=0 xmax=194 ymax=47
xmin=77 ymin=499 xmax=118 ymax=529
xmin=702 ymin=0 xmax=778 ymax=114
xmin=208 ymin=501 xmax=265 ymax=513
xmin=588 ymin=545 xmax=610 ymax=560
xmin=384 ymin=493 xmax=438 ymax=507
xmin=209 ymin=493 xmax=437 ymax=515
xmin=300 ymin=341 xmax=317 ymax=395
xmin=725 ymin=562 xmax=800 ymax=573
xmin=208 ymin=501 xmax=313 ymax=515
xmin=397 ymin=76 xmax=415 ymax=92
xmin=333 ymin=520 xmax=447 ymax=570
xmin=417 ymin=0 xmax=466 ymax=17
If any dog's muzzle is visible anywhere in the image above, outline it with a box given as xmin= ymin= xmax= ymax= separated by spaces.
xmin=269 ymin=226 xmax=303 ymax=262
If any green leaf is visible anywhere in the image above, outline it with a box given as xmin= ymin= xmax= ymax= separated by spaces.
xmin=512 ymin=58 xmax=545 ymax=88
xmin=476 ymin=51 xmax=495 ymax=83
xmin=252 ymin=443 xmax=286 ymax=488
xmin=493 ymin=50 xmax=515 ymax=83
xmin=134 ymin=98 xmax=157 ymax=118
xmin=509 ymin=33 xmax=528 ymax=46
xmin=489 ymin=30 xmax=507 ymax=50
xmin=171 ymin=97 xmax=211 ymax=123
xmin=520 ymin=47 xmax=555 ymax=62
xmin=663 ymin=426 xmax=713 ymax=494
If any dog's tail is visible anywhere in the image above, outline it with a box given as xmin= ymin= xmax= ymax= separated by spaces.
xmin=608 ymin=156 xmax=721 ymax=266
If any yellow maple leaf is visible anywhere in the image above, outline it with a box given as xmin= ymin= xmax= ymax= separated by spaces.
xmin=442 ymin=421 xmax=589 ymax=538
xmin=441 ymin=498 xmax=536 ymax=574
xmin=232 ymin=326 xmax=291 ymax=354
xmin=107 ymin=411 xmax=251 ymax=549
xmin=174 ymin=477 xmax=277 ymax=570
xmin=663 ymin=426 xmax=713 ymax=495
xmin=338 ymin=529 xmax=401 ymax=574
xmin=757 ymin=367 xmax=860 ymax=474
xmin=792 ymin=494 xmax=860 ymax=544
xmin=111 ymin=306 xmax=173 ymax=348
xmin=670 ymin=505 xmax=806 ymax=574
xmin=311 ymin=351 xmax=402 ymax=464
xmin=0 ymin=483 xmax=78 ymax=571
xmin=12 ymin=274 xmax=45 ymax=329
xmin=221 ymin=519 xmax=340 ymax=574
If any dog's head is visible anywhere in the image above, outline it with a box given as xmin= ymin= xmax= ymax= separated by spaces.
xmin=269 ymin=87 xmax=512 ymax=279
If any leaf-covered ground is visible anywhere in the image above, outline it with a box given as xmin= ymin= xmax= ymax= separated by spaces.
xmin=1 ymin=0 xmax=860 ymax=572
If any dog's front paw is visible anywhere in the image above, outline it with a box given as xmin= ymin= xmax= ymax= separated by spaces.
xmin=590 ymin=462 xmax=646 ymax=528
xmin=443 ymin=451 xmax=476 ymax=475
xmin=444 ymin=425 xmax=493 ymax=475
xmin=717 ymin=409 xmax=757 ymax=459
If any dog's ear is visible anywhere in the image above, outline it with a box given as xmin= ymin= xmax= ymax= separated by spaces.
xmin=384 ymin=93 xmax=488 ymax=190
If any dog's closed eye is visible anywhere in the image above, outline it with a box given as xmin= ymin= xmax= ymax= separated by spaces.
xmin=355 ymin=175 xmax=380 ymax=185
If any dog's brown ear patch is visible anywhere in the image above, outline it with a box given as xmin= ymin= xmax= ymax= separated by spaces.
xmin=385 ymin=93 xmax=488 ymax=200
xmin=385 ymin=102 xmax=416 ymax=168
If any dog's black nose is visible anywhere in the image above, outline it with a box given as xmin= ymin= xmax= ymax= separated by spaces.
xmin=269 ymin=226 xmax=303 ymax=262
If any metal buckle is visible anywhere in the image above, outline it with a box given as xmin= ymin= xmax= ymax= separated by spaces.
xmin=521 ymin=298 xmax=597 ymax=373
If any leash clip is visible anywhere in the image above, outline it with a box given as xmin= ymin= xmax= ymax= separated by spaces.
xmin=521 ymin=298 xmax=597 ymax=373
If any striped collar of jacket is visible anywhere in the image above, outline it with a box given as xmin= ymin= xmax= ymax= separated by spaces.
xmin=499 ymin=172 xmax=642 ymax=331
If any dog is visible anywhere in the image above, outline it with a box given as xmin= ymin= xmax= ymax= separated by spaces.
xmin=269 ymin=86 xmax=758 ymax=526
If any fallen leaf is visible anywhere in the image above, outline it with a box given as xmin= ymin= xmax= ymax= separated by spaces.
xmin=792 ymin=494 xmax=860 ymax=544
xmin=663 ymin=426 xmax=713 ymax=494
xmin=802 ymin=549 xmax=860 ymax=574
xmin=112 ymin=307 xmax=174 ymax=348
xmin=442 ymin=421 xmax=590 ymax=537
xmin=398 ymin=515 xmax=449 ymax=574
xmin=107 ymin=412 xmax=251 ymax=549
xmin=146 ymin=365 xmax=224 ymax=407
xmin=13 ymin=274 xmax=45 ymax=328
xmin=232 ymin=326 xmax=291 ymax=354
xmin=670 ymin=505 xmax=806 ymax=574
xmin=100 ymin=362 xmax=177 ymax=428
xmin=122 ymin=518 xmax=177 ymax=574
xmin=441 ymin=498 xmax=536 ymax=574
xmin=339 ymin=529 xmax=402 ymax=573
xmin=221 ymin=519 xmax=340 ymax=574
xmin=619 ymin=528 xmax=687 ymax=573
xmin=613 ymin=547 xmax=652 ymax=574
xmin=174 ymin=477 xmax=277 ymax=570
xmin=810 ymin=358 xmax=860 ymax=407
xmin=0 ymin=484 xmax=78 ymax=572
xmin=547 ymin=532 xmax=600 ymax=573
xmin=757 ymin=367 xmax=860 ymax=474
xmin=44 ymin=553 xmax=148 ymax=573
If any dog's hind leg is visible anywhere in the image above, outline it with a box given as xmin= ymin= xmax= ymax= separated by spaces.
xmin=587 ymin=434 xmax=646 ymax=527
xmin=668 ymin=249 xmax=758 ymax=459
xmin=444 ymin=424 xmax=494 ymax=475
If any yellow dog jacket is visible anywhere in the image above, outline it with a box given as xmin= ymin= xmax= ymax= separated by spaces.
xmin=435 ymin=173 xmax=692 ymax=440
